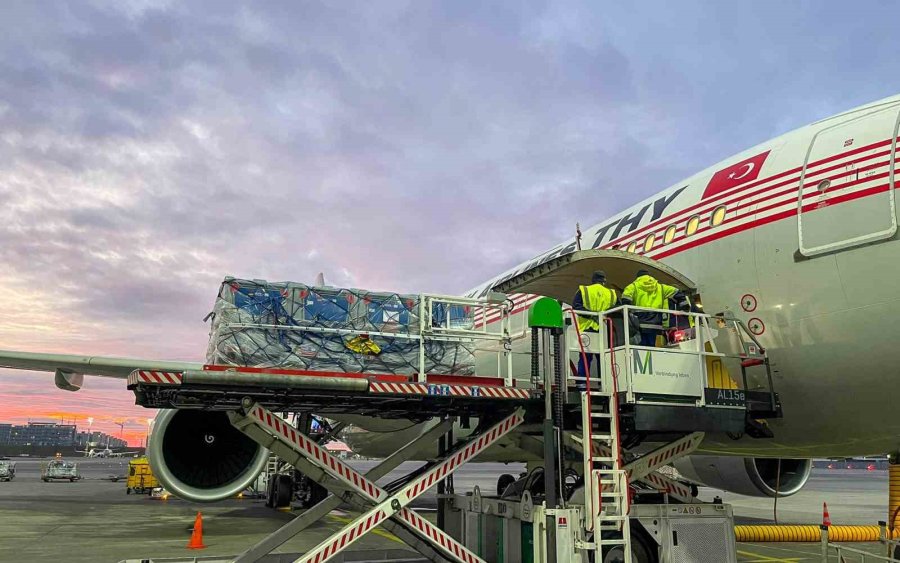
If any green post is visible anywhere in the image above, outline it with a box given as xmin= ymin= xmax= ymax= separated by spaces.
xmin=521 ymin=522 xmax=534 ymax=563
xmin=527 ymin=297 xmax=564 ymax=330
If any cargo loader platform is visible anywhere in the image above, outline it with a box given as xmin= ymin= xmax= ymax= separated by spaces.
xmin=128 ymin=365 xmax=538 ymax=418
xmin=122 ymin=278 xmax=783 ymax=563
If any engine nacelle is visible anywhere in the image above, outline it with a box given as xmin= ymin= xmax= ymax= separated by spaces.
xmin=148 ymin=410 xmax=268 ymax=502
xmin=674 ymin=455 xmax=812 ymax=498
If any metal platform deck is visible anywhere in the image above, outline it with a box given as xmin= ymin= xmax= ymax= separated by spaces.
xmin=127 ymin=365 xmax=538 ymax=418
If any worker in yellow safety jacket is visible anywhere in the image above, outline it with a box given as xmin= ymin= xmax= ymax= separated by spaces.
xmin=572 ymin=270 xmax=618 ymax=384
xmin=622 ymin=269 xmax=689 ymax=347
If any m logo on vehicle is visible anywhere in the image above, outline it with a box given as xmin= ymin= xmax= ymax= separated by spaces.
xmin=633 ymin=349 xmax=653 ymax=374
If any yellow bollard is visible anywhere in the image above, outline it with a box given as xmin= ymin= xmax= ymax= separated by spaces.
xmin=890 ymin=463 xmax=900 ymax=532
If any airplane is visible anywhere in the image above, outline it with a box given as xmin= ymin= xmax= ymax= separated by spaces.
xmin=2 ymin=93 xmax=900 ymax=508
xmin=76 ymin=446 xmax=140 ymax=458
xmin=76 ymin=436 xmax=139 ymax=458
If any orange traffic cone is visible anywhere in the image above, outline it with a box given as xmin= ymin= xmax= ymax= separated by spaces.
xmin=187 ymin=511 xmax=207 ymax=550
xmin=823 ymin=502 xmax=832 ymax=527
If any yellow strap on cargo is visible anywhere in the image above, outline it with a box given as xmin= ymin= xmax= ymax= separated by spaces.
xmin=345 ymin=335 xmax=382 ymax=355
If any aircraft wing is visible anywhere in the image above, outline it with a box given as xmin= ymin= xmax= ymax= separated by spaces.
xmin=0 ymin=349 xmax=204 ymax=391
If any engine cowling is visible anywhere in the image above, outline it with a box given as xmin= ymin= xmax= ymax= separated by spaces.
xmin=148 ymin=410 xmax=268 ymax=502
xmin=673 ymin=456 xmax=812 ymax=498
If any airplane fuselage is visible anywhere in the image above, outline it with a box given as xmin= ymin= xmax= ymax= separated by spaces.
xmin=346 ymin=94 xmax=900 ymax=461
xmin=482 ymin=96 xmax=900 ymax=458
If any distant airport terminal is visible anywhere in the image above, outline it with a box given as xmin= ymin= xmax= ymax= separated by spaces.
xmin=0 ymin=421 xmax=135 ymax=457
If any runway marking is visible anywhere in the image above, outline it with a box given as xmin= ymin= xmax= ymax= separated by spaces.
xmin=328 ymin=515 xmax=403 ymax=544
xmin=737 ymin=549 xmax=805 ymax=562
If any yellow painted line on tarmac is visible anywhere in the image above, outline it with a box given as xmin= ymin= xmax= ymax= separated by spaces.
xmin=328 ymin=514 xmax=404 ymax=544
xmin=737 ymin=549 xmax=804 ymax=562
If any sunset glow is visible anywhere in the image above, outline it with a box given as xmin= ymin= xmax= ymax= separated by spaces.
xmin=1 ymin=2 xmax=895 ymax=450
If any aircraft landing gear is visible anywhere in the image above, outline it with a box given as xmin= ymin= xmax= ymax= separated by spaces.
xmin=294 ymin=473 xmax=327 ymax=509
xmin=600 ymin=527 xmax=659 ymax=563
xmin=497 ymin=473 xmax=515 ymax=496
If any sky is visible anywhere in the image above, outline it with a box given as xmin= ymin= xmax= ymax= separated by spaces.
xmin=2 ymin=1 xmax=900 ymax=444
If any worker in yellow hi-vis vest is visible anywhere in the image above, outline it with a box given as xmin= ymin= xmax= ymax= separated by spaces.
xmin=622 ymin=269 xmax=689 ymax=347
xmin=572 ymin=270 xmax=619 ymax=384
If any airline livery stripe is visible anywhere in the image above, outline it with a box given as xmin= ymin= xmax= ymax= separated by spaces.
xmin=617 ymin=152 xmax=897 ymax=253
xmin=650 ymin=167 xmax=893 ymax=254
xmin=614 ymin=136 xmax=895 ymax=245
xmin=654 ymin=180 xmax=892 ymax=261
xmin=479 ymin=163 xmax=890 ymax=323
xmin=479 ymin=137 xmax=900 ymax=325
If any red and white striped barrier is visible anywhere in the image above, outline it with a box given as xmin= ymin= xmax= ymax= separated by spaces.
xmin=302 ymin=508 xmax=390 ymax=563
xmin=248 ymin=406 xmax=385 ymax=501
xmin=623 ymin=432 xmax=704 ymax=482
xmin=584 ymin=436 xmax=697 ymax=503
xmin=292 ymin=408 xmax=524 ymax=563
xmin=126 ymin=370 xmax=183 ymax=386
xmin=398 ymin=508 xmax=482 ymax=563
xmin=368 ymin=381 xmax=530 ymax=400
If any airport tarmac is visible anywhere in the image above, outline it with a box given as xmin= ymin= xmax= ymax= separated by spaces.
xmin=0 ymin=458 xmax=893 ymax=562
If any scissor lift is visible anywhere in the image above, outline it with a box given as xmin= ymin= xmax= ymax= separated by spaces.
xmin=123 ymin=295 xmax=781 ymax=563
xmin=231 ymin=400 xmax=525 ymax=563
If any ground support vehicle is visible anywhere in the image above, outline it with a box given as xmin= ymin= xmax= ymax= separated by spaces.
xmin=41 ymin=460 xmax=80 ymax=482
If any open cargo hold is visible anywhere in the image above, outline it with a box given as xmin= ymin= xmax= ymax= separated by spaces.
xmin=206 ymin=277 xmax=478 ymax=376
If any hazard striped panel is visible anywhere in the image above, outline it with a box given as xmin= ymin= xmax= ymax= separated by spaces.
xmin=623 ymin=432 xmax=704 ymax=482
xmin=299 ymin=508 xmax=390 ymax=563
xmin=398 ymin=508 xmax=482 ymax=563
xmin=248 ymin=406 xmax=385 ymax=502
xmin=368 ymin=381 xmax=530 ymax=400
xmin=294 ymin=409 xmax=522 ymax=563
xmin=126 ymin=370 xmax=183 ymax=386
xmin=641 ymin=471 xmax=695 ymax=503
xmin=398 ymin=410 xmax=524 ymax=502
xmin=579 ymin=435 xmax=696 ymax=503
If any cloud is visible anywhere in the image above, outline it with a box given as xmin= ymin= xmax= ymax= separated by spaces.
xmin=2 ymin=1 xmax=900 ymax=439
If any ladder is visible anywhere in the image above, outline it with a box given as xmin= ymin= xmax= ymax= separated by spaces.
xmin=580 ymin=319 xmax=633 ymax=562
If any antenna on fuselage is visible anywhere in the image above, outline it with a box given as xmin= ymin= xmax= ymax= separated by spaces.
xmin=575 ymin=223 xmax=583 ymax=251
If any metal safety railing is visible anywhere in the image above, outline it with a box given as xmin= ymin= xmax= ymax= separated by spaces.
xmin=566 ymin=305 xmax=770 ymax=405
xmin=820 ymin=524 xmax=900 ymax=562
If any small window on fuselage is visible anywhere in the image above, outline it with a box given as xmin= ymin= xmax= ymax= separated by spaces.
xmin=710 ymin=206 xmax=727 ymax=227
xmin=686 ymin=215 xmax=700 ymax=236
xmin=663 ymin=225 xmax=677 ymax=244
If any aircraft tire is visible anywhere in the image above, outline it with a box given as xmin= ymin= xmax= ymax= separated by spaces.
xmin=274 ymin=474 xmax=293 ymax=508
xmin=265 ymin=478 xmax=276 ymax=508
xmin=497 ymin=473 xmax=516 ymax=496
xmin=599 ymin=525 xmax=658 ymax=563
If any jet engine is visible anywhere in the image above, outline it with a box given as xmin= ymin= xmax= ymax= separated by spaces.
xmin=148 ymin=409 xmax=268 ymax=502
xmin=674 ymin=455 xmax=812 ymax=497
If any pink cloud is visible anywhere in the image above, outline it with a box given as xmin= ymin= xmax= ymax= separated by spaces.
xmin=0 ymin=369 xmax=155 ymax=446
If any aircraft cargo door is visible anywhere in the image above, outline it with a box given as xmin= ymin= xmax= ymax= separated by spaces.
xmin=798 ymin=105 xmax=900 ymax=257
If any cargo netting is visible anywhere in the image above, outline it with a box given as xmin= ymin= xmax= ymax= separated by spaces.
xmin=206 ymin=277 xmax=482 ymax=376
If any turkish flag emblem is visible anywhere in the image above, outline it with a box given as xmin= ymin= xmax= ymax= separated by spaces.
xmin=702 ymin=150 xmax=771 ymax=199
